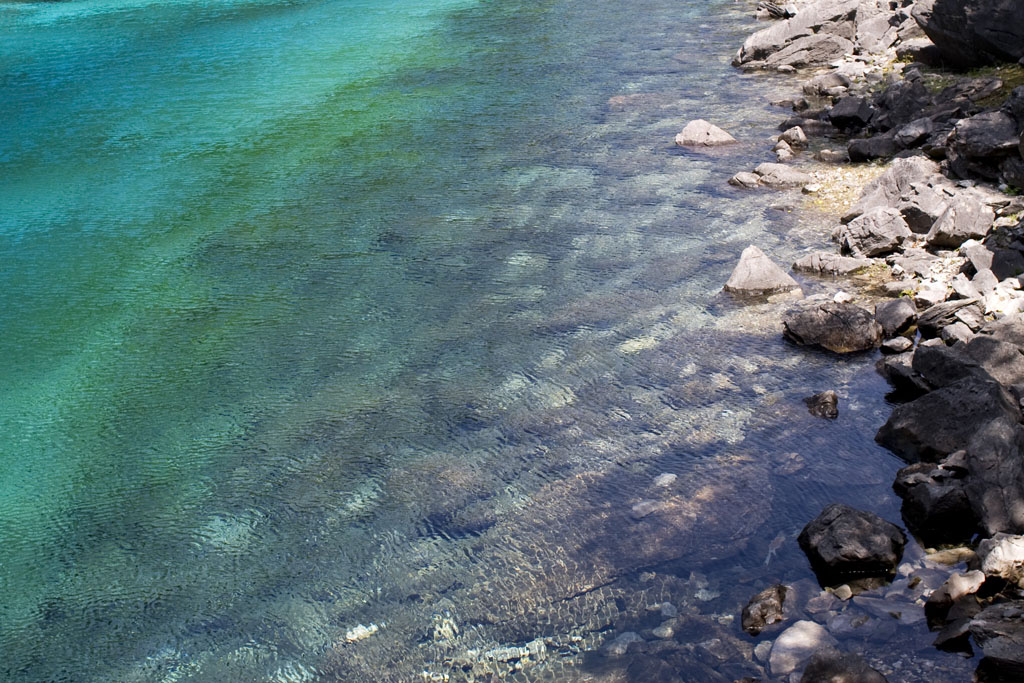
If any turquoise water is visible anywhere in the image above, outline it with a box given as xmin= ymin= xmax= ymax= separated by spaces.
xmin=0 ymin=0 xmax=954 ymax=680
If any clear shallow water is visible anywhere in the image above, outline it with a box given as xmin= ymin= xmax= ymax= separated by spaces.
xmin=0 ymin=0 xmax=971 ymax=680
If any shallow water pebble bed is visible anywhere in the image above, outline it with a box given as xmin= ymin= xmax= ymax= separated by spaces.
xmin=0 ymin=0 xmax=978 ymax=680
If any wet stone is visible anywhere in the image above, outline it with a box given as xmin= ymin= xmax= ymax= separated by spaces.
xmin=804 ymin=390 xmax=839 ymax=419
xmin=769 ymin=620 xmax=837 ymax=676
xmin=742 ymin=584 xmax=789 ymax=636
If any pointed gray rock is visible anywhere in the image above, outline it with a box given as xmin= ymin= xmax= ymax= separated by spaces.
xmin=675 ymin=119 xmax=736 ymax=147
xmin=724 ymin=245 xmax=800 ymax=296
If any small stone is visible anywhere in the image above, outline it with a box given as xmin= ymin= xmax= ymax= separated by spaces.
xmin=833 ymin=584 xmax=853 ymax=600
xmin=754 ymin=640 xmax=772 ymax=663
xmin=742 ymin=584 xmax=789 ymax=635
xmin=940 ymin=321 xmax=973 ymax=346
xmin=781 ymin=126 xmax=808 ymax=148
xmin=802 ymin=183 xmax=822 ymax=194
xmin=881 ymin=336 xmax=913 ymax=354
xmin=652 ymin=621 xmax=674 ymax=639
xmin=833 ymin=291 xmax=854 ymax=304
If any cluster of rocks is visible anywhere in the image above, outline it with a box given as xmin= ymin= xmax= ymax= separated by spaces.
xmin=716 ymin=0 xmax=1024 ymax=679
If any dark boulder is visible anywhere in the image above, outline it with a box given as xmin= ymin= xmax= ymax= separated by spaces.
xmin=829 ymin=96 xmax=875 ymax=131
xmin=965 ymin=418 xmax=1024 ymax=536
xmin=911 ymin=340 xmax=985 ymax=390
xmin=805 ymin=390 xmax=839 ymax=419
xmin=798 ymin=503 xmax=906 ymax=585
xmin=893 ymin=458 xmax=978 ymax=546
xmin=783 ymin=302 xmax=883 ymax=353
xmin=872 ymin=79 xmax=934 ymax=132
xmin=742 ymin=584 xmax=789 ymax=635
xmin=970 ymin=602 xmax=1024 ymax=682
xmin=848 ymin=133 xmax=898 ymax=162
xmin=875 ymin=377 xmax=1020 ymax=462
xmin=912 ymin=0 xmax=1024 ymax=67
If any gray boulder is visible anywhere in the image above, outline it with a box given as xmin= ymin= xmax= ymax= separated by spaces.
xmin=755 ymin=162 xmax=814 ymax=188
xmin=742 ymin=584 xmax=789 ymax=635
xmin=675 ymin=119 xmax=737 ymax=147
xmin=793 ymin=251 xmax=873 ymax=276
xmin=917 ymin=298 xmax=983 ymax=338
xmin=736 ymin=0 xmax=859 ymax=64
xmin=844 ymin=156 xmax=941 ymax=222
xmin=926 ymin=192 xmax=995 ymax=248
xmin=875 ymin=377 xmax=1020 ymax=462
xmin=724 ymin=245 xmax=801 ymax=296
xmin=898 ymin=178 xmax=953 ymax=233
xmin=783 ymin=302 xmax=883 ymax=353
xmin=801 ymin=650 xmax=887 ymax=683
xmin=965 ymin=418 xmax=1024 ymax=535
xmin=835 ymin=207 xmax=912 ymax=257
xmin=912 ymin=0 xmax=1024 ymax=67
xmin=874 ymin=297 xmax=917 ymax=337
xmin=766 ymin=33 xmax=856 ymax=70
xmin=798 ymin=503 xmax=906 ymax=585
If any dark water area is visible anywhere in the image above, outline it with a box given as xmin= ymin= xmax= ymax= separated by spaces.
xmin=0 ymin=0 xmax=976 ymax=680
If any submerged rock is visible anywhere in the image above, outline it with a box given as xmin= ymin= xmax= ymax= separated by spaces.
xmin=724 ymin=245 xmax=801 ymax=296
xmin=801 ymin=650 xmax=887 ymax=683
xmin=798 ymin=503 xmax=906 ymax=585
xmin=769 ymin=620 xmax=837 ymax=676
xmin=804 ymin=390 xmax=839 ymax=419
xmin=742 ymin=584 xmax=789 ymax=635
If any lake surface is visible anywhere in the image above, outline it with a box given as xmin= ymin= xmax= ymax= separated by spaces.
xmin=0 ymin=0 xmax=971 ymax=680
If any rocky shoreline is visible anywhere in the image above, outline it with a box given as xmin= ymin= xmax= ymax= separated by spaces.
xmin=700 ymin=0 xmax=1024 ymax=679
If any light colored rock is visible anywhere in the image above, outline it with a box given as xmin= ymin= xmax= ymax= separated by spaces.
xmin=792 ymin=251 xmax=872 ymax=276
xmin=978 ymin=534 xmax=1024 ymax=587
xmin=729 ymin=171 xmax=761 ymax=188
xmin=781 ymin=126 xmax=808 ymax=148
xmin=769 ymin=620 xmax=837 ymax=676
xmin=675 ymin=119 xmax=737 ymax=147
xmin=724 ymin=245 xmax=801 ymax=296
xmin=915 ymin=282 xmax=948 ymax=309
xmin=754 ymin=162 xmax=814 ymax=188
xmin=835 ymin=206 xmax=912 ymax=257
